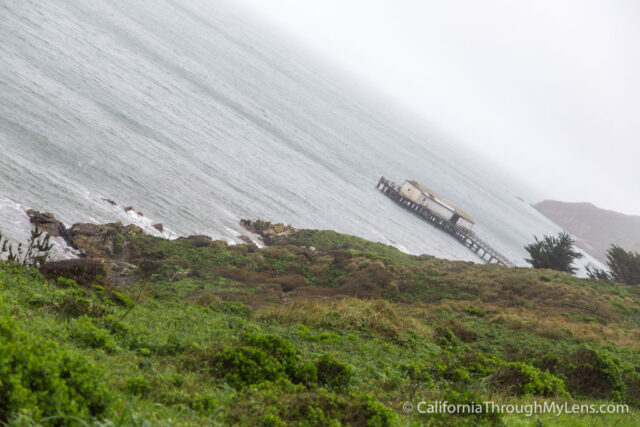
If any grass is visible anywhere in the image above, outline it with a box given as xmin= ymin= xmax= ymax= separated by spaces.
xmin=0 ymin=227 xmax=639 ymax=425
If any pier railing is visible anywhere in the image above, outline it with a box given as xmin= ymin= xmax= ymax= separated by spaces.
xmin=376 ymin=176 xmax=515 ymax=267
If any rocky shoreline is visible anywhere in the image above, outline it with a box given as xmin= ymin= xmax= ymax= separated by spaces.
xmin=25 ymin=210 xmax=298 ymax=288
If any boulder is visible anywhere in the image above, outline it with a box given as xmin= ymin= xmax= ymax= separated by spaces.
xmin=69 ymin=222 xmax=141 ymax=258
xmin=153 ymin=223 xmax=164 ymax=233
xmin=240 ymin=219 xmax=296 ymax=245
xmin=105 ymin=260 xmax=137 ymax=286
xmin=237 ymin=235 xmax=253 ymax=244
xmin=26 ymin=210 xmax=75 ymax=248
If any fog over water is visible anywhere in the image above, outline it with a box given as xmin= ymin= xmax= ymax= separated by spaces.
xmin=238 ymin=0 xmax=640 ymax=215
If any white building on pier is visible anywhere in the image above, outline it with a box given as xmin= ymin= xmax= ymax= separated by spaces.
xmin=399 ymin=180 xmax=475 ymax=231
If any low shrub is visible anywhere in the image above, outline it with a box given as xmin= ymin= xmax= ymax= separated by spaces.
xmin=212 ymin=300 xmax=253 ymax=318
xmin=446 ymin=319 xmax=478 ymax=343
xmin=189 ymin=392 xmax=219 ymax=414
xmin=56 ymin=276 xmax=79 ymax=288
xmin=0 ymin=316 xmax=114 ymax=423
xmin=355 ymin=394 xmax=397 ymax=427
xmin=54 ymin=290 xmax=107 ymax=318
xmin=565 ymin=348 xmax=625 ymax=400
xmin=210 ymin=334 xmax=321 ymax=388
xmin=110 ymin=290 xmax=134 ymax=308
xmin=464 ymin=305 xmax=486 ymax=317
xmin=228 ymin=388 xmax=396 ymax=427
xmin=157 ymin=388 xmax=219 ymax=414
xmin=434 ymin=326 xmax=459 ymax=348
xmin=400 ymin=360 xmax=432 ymax=388
xmin=125 ymin=376 xmax=152 ymax=396
xmin=623 ymin=368 xmax=640 ymax=407
xmin=289 ymin=361 xmax=318 ymax=386
xmin=460 ymin=351 xmax=501 ymax=376
xmin=158 ymin=333 xmax=186 ymax=356
xmin=433 ymin=389 xmax=503 ymax=426
xmin=210 ymin=346 xmax=282 ymax=388
xmin=243 ymin=333 xmax=299 ymax=371
xmin=68 ymin=316 xmax=117 ymax=352
xmin=492 ymin=362 xmax=566 ymax=397
xmin=316 ymin=353 xmax=353 ymax=389
xmin=429 ymin=356 xmax=472 ymax=385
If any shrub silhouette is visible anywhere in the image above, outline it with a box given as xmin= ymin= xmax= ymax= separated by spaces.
xmin=525 ymin=232 xmax=583 ymax=274
xmin=606 ymin=245 xmax=640 ymax=285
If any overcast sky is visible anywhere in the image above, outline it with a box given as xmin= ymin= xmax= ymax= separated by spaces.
xmin=234 ymin=0 xmax=640 ymax=215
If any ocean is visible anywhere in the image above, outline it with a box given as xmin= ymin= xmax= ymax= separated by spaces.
xmin=0 ymin=0 xmax=598 ymax=269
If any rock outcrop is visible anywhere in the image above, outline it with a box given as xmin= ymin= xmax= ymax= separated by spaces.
xmin=176 ymin=234 xmax=218 ymax=247
xmin=26 ymin=210 xmax=75 ymax=248
xmin=34 ymin=217 xmax=143 ymax=287
xmin=240 ymin=219 xmax=296 ymax=245
xmin=24 ymin=209 xmax=155 ymax=287
xmin=70 ymin=222 xmax=143 ymax=258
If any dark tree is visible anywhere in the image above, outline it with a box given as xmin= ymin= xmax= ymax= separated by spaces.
xmin=605 ymin=245 xmax=640 ymax=285
xmin=525 ymin=232 xmax=583 ymax=274
xmin=585 ymin=264 xmax=611 ymax=281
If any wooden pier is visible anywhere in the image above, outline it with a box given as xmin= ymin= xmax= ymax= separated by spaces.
xmin=376 ymin=176 xmax=514 ymax=266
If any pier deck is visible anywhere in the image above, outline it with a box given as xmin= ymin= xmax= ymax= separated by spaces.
xmin=376 ymin=176 xmax=515 ymax=267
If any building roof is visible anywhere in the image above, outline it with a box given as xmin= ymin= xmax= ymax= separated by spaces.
xmin=407 ymin=180 xmax=475 ymax=224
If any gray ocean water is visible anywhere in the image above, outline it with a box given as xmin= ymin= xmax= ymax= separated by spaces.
xmin=0 ymin=0 xmax=597 ymax=268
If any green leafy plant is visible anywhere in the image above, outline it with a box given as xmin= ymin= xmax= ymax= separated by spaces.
xmin=210 ymin=346 xmax=282 ymax=388
xmin=68 ymin=316 xmax=117 ymax=352
xmin=315 ymin=353 xmax=353 ymax=389
xmin=0 ymin=316 xmax=114 ymax=423
xmin=491 ymin=362 xmax=566 ymax=396
xmin=125 ymin=376 xmax=152 ymax=396
xmin=110 ymin=290 xmax=135 ymax=308
xmin=209 ymin=334 xmax=320 ymax=389
xmin=212 ymin=300 xmax=253 ymax=318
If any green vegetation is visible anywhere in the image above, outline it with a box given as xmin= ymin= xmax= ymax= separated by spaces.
xmin=525 ymin=232 xmax=584 ymax=274
xmin=586 ymin=245 xmax=640 ymax=286
xmin=0 ymin=226 xmax=639 ymax=425
xmin=0 ymin=227 xmax=53 ymax=267
xmin=606 ymin=246 xmax=640 ymax=286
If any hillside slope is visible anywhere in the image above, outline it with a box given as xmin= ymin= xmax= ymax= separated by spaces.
xmin=534 ymin=200 xmax=640 ymax=263
xmin=1 ymin=221 xmax=639 ymax=425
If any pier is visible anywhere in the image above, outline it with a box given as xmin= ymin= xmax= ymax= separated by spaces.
xmin=376 ymin=176 xmax=514 ymax=266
